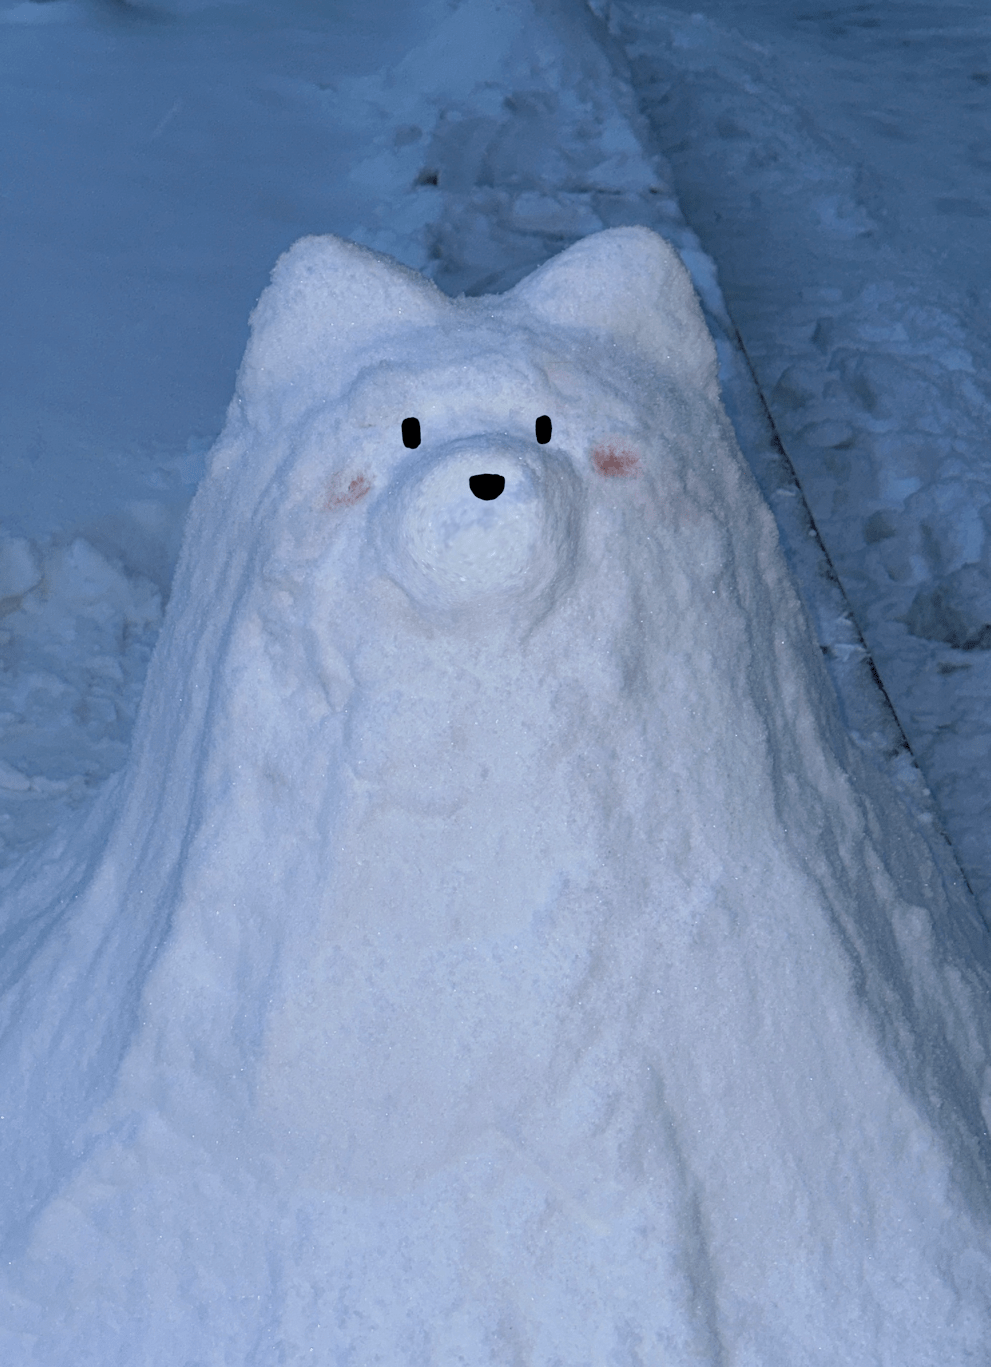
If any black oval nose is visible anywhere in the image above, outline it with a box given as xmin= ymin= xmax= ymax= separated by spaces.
xmin=469 ymin=473 xmax=505 ymax=501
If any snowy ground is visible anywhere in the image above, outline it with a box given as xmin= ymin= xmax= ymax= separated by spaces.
xmin=596 ymin=0 xmax=991 ymax=905
xmin=1 ymin=0 xmax=989 ymax=912
xmin=2 ymin=4 xmax=990 ymax=1359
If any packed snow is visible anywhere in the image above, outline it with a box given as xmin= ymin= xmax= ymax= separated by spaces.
xmin=1 ymin=225 xmax=988 ymax=1364
xmin=1 ymin=1 xmax=990 ymax=1362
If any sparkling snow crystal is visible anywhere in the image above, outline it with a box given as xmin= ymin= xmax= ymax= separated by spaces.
xmin=1 ymin=228 xmax=989 ymax=1364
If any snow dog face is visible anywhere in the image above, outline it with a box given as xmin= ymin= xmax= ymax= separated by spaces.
xmin=196 ymin=227 xmax=730 ymax=688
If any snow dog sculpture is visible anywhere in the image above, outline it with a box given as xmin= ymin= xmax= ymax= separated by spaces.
xmin=1 ymin=228 xmax=990 ymax=1364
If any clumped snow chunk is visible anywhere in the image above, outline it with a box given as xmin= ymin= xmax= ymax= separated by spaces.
xmin=0 ymin=536 xmax=162 ymax=866
xmin=907 ymin=562 xmax=991 ymax=651
xmin=0 ymin=228 xmax=989 ymax=1364
xmin=0 ymin=538 xmax=40 ymax=604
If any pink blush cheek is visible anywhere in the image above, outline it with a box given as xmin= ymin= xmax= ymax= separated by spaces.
xmin=591 ymin=444 xmax=642 ymax=477
xmin=324 ymin=473 xmax=372 ymax=509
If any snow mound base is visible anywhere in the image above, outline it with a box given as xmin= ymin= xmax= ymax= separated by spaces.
xmin=1 ymin=228 xmax=989 ymax=1364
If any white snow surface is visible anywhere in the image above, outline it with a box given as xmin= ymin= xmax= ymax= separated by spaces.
xmin=593 ymin=0 xmax=991 ymax=907
xmin=1 ymin=226 xmax=989 ymax=1364
xmin=2 ymin=1 xmax=991 ymax=1361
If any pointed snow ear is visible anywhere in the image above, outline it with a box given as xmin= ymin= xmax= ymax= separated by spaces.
xmin=505 ymin=227 xmax=719 ymax=399
xmin=235 ymin=235 xmax=452 ymax=429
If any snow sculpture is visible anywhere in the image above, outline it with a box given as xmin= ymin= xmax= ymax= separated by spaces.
xmin=1 ymin=228 xmax=990 ymax=1364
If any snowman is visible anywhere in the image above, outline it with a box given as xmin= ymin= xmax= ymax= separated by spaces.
xmin=1 ymin=227 xmax=989 ymax=1365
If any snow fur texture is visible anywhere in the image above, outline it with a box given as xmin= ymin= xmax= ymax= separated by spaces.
xmin=1 ymin=228 xmax=990 ymax=1364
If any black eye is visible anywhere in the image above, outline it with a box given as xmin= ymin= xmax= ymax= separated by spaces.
xmin=402 ymin=417 xmax=421 ymax=449
xmin=535 ymin=415 xmax=552 ymax=444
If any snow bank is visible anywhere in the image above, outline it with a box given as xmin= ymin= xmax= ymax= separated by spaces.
xmin=1 ymin=228 xmax=989 ymax=1363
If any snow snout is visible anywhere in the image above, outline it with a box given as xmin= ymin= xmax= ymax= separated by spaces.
xmin=373 ymin=434 xmax=582 ymax=627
